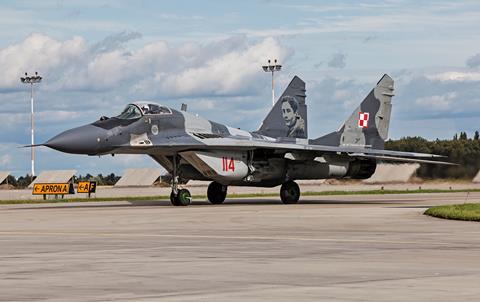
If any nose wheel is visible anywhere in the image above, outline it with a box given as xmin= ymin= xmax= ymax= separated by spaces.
xmin=169 ymin=154 xmax=191 ymax=206
xmin=207 ymin=181 xmax=228 ymax=204
xmin=280 ymin=181 xmax=300 ymax=204
xmin=170 ymin=189 xmax=191 ymax=206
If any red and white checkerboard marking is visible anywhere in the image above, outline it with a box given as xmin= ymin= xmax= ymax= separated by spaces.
xmin=358 ymin=112 xmax=369 ymax=128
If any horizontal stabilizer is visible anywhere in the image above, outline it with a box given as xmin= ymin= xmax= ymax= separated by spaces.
xmin=351 ymin=154 xmax=457 ymax=165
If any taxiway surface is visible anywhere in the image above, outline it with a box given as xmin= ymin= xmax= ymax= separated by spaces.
xmin=0 ymin=193 xmax=479 ymax=301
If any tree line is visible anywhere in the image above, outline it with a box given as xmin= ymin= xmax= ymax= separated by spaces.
xmin=385 ymin=132 xmax=480 ymax=179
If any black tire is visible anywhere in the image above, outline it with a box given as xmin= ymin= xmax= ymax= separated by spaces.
xmin=170 ymin=189 xmax=191 ymax=206
xmin=170 ymin=191 xmax=179 ymax=206
xmin=207 ymin=182 xmax=227 ymax=204
xmin=280 ymin=181 xmax=300 ymax=204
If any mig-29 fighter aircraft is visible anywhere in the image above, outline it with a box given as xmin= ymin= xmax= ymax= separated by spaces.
xmin=42 ymin=74 xmax=451 ymax=206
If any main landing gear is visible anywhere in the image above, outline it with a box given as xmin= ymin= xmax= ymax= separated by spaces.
xmin=280 ymin=181 xmax=300 ymax=204
xmin=168 ymin=152 xmax=299 ymax=206
xmin=170 ymin=155 xmax=191 ymax=206
xmin=207 ymin=181 xmax=228 ymax=204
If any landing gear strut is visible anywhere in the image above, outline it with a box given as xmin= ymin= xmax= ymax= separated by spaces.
xmin=280 ymin=181 xmax=300 ymax=204
xmin=170 ymin=155 xmax=191 ymax=206
xmin=207 ymin=181 xmax=227 ymax=204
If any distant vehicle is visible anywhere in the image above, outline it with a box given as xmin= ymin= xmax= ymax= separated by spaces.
xmin=41 ymin=74 xmax=451 ymax=206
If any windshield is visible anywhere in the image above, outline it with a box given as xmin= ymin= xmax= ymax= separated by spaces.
xmin=116 ymin=104 xmax=142 ymax=119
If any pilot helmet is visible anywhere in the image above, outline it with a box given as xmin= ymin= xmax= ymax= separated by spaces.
xmin=141 ymin=104 xmax=150 ymax=114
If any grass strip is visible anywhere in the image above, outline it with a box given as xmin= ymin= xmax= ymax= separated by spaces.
xmin=1 ymin=188 xmax=480 ymax=205
xmin=424 ymin=203 xmax=480 ymax=221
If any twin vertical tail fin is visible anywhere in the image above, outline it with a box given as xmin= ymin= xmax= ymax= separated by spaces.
xmin=255 ymin=76 xmax=308 ymax=139
xmin=311 ymin=74 xmax=394 ymax=149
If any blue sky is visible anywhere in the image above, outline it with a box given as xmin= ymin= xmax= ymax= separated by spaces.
xmin=1 ymin=0 xmax=480 ymax=176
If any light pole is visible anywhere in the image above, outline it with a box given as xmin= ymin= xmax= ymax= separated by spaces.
xmin=20 ymin=72 xmax=42 ymax=178
xmin=262 ymin=59 xmax=282 ymax=106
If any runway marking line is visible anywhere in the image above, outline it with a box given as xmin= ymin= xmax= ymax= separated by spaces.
xmin=0 ymin=231 xmax=452 ymax=246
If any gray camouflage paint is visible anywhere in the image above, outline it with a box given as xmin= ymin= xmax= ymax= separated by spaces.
xmin=45 ymin=74 xmax=447 ymax=186
xmin=45 ymin=76 xmax=310 ymax=157
xmin=311 ymin=74 xmax=394 ymax=149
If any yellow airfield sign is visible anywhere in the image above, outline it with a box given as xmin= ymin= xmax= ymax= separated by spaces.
xmin=32 ymin=183 xmax=74 ymax=195
xmin=77 ymin=181 xmax=97 ymax=194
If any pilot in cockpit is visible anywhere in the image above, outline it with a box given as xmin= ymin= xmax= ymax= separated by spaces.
xmin=141 ymin=104 xmax=150 ymax=114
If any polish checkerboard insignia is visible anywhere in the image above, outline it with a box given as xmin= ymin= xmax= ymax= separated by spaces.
xmin=358 ymin=112 xmax=369 ymax=128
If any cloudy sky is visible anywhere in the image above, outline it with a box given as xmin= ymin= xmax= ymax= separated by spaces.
xmin=1 ymin=0 xmax=480 ymax=176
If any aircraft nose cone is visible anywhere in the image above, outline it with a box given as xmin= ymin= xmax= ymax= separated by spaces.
xmin=45 ymin=124 xmax=106 ymax=155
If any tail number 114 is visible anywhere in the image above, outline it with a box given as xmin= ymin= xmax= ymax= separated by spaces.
xmin=222 ymin=157 xmax=235 ymax=172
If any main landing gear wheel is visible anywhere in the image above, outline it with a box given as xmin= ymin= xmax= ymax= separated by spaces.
xmin=207 ymin=182 xmax=228 ymax=204
xmin=170 ymin=189 xmax=191 ymax=206
xmin=280 ymin=181 xmax=300 ymax=204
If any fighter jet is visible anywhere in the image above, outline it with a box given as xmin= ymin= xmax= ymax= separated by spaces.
xmin=42 ymin=74 xmax=451 ymax=206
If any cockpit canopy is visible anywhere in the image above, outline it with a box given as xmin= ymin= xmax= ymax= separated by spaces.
xmin=116 ymin=103 xmax=172 ymax=119
xmin=116 ymin=104 xmax=142 ymax=119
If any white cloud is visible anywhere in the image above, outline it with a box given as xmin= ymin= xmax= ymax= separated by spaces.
xmin=156 ymin=37 xmax=291 ymax=97
xmin=427 ymin=71 xmax=480 ymax=82
xmin=0 ymin=33 xmax=87 ymax=89
xmin=415 ymin=92 xmax=457 ymax=111
xmin=0 ymin=33 xmax=292 ymax=98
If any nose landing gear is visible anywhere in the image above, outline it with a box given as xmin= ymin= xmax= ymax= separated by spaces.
xmin=169 ymin=154 xmax=191 ymax=206
xmin=170 ymin=188 xmax=191 ymax=206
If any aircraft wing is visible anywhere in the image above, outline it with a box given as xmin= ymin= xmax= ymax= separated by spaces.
xmin=121 ymin=136 xmax=453 ymax=165
xmin=194 ymin=138 xmax=453 ymax=165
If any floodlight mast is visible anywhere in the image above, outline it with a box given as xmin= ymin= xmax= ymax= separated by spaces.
xmin=20 ymin=72 xmax=42 ymax=178
xmin=262 ymin=59 xmax=282 ymax=107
